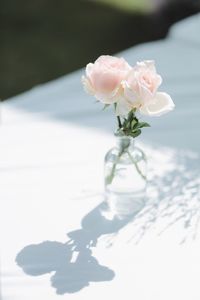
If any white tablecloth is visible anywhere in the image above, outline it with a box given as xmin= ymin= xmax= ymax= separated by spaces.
xmin=1 ymin=14 xmax=200 ymax=300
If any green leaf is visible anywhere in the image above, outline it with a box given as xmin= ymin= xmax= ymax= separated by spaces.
xmin=131 ymin=129 xmax=141 ymax=138
xmin=126 ymin=121 xmax=131 ymax=128
xmin=128 ymin=110 xmax=134 ymax=120
xmin=132 ymin=108 xmax=137 ymax=113
xmin=137 ymin=122 xmax=151 ymax=128
xmin=131 ymin=119 xmax=137 ymax=129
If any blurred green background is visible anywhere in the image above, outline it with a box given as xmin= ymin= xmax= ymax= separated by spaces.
xmin=95 ymin=0 xmax=151 ymax=11
xmin=0 ymin=0 xmax=199 ymax=99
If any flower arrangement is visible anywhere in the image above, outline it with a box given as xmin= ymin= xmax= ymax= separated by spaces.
xmin=82 ymin=55 xmax=175 ymax=216
xmin=82 ymin=55 xmax=175 ymax=137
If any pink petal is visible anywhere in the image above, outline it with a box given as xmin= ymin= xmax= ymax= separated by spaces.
xmin=81 ymin=76 xmax=95 ymax=95
xmin=115 ymin=97 xmax=131 ymax=116
xmin=86 ymin=63 xmax=94 ymax=77
xmin=139 ymin=92 xmax=175 ymax=117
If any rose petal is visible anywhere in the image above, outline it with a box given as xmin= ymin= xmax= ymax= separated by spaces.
xmin=123 ymin=81 xmax=138 ymax=105
xmin=94 ymin=86 xmax=120 ymax=104
xmin=95 ymin=93 xmax=116 ymax=104
xmin=86 ymin=63 xmax=94 ymax=77
xmin=115 ymin=97 xmax=131 ymax=116
xmin=138 ymin=82 xmax=154 ymax=102
xmin=81 ymin=76 xmax=95 ymax=95
xmin=92 ymin=70 xmax=120 ymax=93
xmin=139 ymin=92 xmax=175 ymax=117
xmin=136 ymin=60 xmax=155 ymax=71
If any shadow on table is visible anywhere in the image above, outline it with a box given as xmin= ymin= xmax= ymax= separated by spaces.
xmin=16 ymin=202 xmax=135 ymax=294
xmin=16 ymin=148 xmax=200 ymax=294
xmin=126 ymin=148 xmax=200 ymax=244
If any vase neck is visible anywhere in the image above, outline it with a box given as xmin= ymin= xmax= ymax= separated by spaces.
xmin=116 ymin=136 xmax=135 ymax=150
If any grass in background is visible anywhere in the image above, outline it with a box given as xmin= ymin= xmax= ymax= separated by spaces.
xmin=93 ymin=0 xmax=153 ymax=12
xmin=2 ymin=0 xmax=197 ymax=99
xmin=0 ymin=0 xmax=159 ymax=99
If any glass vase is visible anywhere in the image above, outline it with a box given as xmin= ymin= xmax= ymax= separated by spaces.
xmin=104 ymin=136 xmax=147 ymax=218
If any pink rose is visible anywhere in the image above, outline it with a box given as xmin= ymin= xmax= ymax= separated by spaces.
xmin=82 ymin=55 xmax=131 ymax=104
xmin=121 ymin=60 xmax=175 ymax=116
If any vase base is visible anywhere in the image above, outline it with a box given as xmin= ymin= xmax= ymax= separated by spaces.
xmin=104 ymin=190 xmax=145 ymax=219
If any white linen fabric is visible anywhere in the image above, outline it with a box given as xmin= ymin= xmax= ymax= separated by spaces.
xmin=0 ymin=14 xmax=200 ymax=300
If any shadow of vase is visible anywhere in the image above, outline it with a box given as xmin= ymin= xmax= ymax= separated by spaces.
xmin=16 ymin=147 xmax=200 ymax=294
xmin=16 ymin=202 xmax=136 ymax=294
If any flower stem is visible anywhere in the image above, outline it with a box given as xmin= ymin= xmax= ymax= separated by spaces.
xmin=106 ymin=139 xmax=130 ymax=185
xmin=117 ymin=116 xmax=122 ymax=128
xmin=106 ymin=148 xmax=124 ymax=185
xmin=127 ymin=151 xmax=146 ymax=181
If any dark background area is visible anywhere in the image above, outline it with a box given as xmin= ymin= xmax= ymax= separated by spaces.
xmin=0 ymin=0 xmax=199 ymax=100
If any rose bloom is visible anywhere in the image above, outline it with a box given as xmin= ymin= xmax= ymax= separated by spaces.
xmin=118 ymin=60 xmax=175 ymax=116
xmin=82 ymin=55 xmax=131 ymax=104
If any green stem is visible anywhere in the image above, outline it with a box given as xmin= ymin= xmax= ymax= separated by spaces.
xmin=106 ymin=147 xmax=124 ymax=185
xmin=106 ymin=137 xmax=147 ymax=185
xmin=106 ymin=139 xmax=131 ymax=185
xmin=127 ymin=151 xmax=147 ymax=181
xmin=117 ymin=116 xmax=122 ymax=128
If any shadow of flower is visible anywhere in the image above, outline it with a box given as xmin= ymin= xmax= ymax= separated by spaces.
xmin=16 ymin=146 xmax=200 ymax=294
xmin=126 ymin=147 xmax=200 ymax=244
xmin=16 ymin=202 xmax=135 ymax=294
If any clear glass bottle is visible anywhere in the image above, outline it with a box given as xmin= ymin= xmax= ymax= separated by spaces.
xmin=104 ymin=136 xmax=147 ymax=218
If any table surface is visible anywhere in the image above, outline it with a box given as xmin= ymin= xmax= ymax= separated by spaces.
xmin=1 ymin=13 xmax=200 ymax=300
